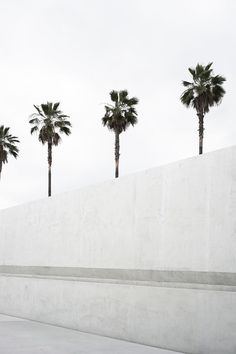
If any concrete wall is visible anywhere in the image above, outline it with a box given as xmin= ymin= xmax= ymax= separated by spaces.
xmin=1 ymin=145 xmax=236 ymax=272
xmin=0 ymin=146 xmax=236 ymax=354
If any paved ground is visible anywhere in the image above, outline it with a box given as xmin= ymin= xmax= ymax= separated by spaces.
xmin=0 ymin=314 xmax=183 ymax=354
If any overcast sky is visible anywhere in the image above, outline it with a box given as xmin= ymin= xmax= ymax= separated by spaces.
xmin=0 ymin=0 xmax=235 ymax=209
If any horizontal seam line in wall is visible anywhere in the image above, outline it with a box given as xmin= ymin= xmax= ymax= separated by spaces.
xmin=1 ymin=273 xmax=236 ymax=292
xmin=1 ymin=266 xmax=236 ymax=285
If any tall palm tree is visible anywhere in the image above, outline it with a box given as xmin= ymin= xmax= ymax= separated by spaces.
xmin=181 ymin=62 xmax=226 ymax=154
xmin=29 ymin=102 xmax=71 ymax=197
xmin=0 ymin=125 xmax=19 ymax=179
xmin=102 ymin=90 xmax=138 ymax=178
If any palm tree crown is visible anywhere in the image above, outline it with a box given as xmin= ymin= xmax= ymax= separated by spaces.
xmin=0 ymin=125 xmax=19 ymax=177
xmin=102 ymin=90 xmax=138 ymax=133
xmin=29 ymin=102 xmax=71 ymax=145
xmin=181 ymin=62 xmax=226 ymax=113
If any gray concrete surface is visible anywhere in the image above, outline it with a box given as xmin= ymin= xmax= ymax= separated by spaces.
xmin=1 ymin=145 xmax=236 ymax=273
xmin=1 ymin=274 xmax=236 ymax=354
xmin=0 ymin=314 xmax=182 ymax=354
xmin=1 ymin=146 xmax=236 ymax=354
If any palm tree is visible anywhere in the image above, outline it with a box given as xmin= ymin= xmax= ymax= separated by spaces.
xmin=102 ymin=90 xmax=138 ymax=178
xmin=0 ymin=125 xmax=19 ymax=179
xmin=181 ymin=62 xmax=226 ymax=154
xmin=29 ymin=102 xmax=71 ymax=197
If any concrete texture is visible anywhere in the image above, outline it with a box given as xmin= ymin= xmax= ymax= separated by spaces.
xmin=1 ymin=146 xmax=236 ymax=354
xmin=1 ymin=273 xmax=236 ymax=354
xmin=0 ymin=146 xmax=236 ymax=272
xmin=0 ymin=314 xmax=182 ymax=354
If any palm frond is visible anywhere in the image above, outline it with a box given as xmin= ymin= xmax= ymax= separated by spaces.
xmin=59 ymin=126 xmax=71 ymax=135
xmin=127 ymin=97 xmax=139 ymax=106
xmin=188 ymin=67 xmax=195 ymax=78
xmin=119 ymin=90 xmax=128 ymax=102
xmin=182 ymin=81 xmax=192 ymax=87
xmin=57 ymin=114 xmax=70 ymax=120
xmin=110 ymin=90 xmax=118 ymax=102
xmin=205 ymin=62 xmax=213 ymax=71
xmin=30 ymin=126 xmax=39 ymax=134
xmin=212 ymin=85 xmax=226 ymax=104
xmin=29 ymin=117 xmax=40 ymax=125
xmin=211 ymin=75 xmax=226 ymax=85
xmin=196 ymin=63 xmax=204 ymax=76
xmin=180 ymin=88 xmax=194 ymax=107
xmin=53 ymin=102 xmax=60 ymax=111
xmin=33 ymin=105 xmax=45 ymax=118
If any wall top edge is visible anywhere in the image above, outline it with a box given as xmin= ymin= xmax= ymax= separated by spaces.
xmin=1 ymin=144 xmax=236 ymax=212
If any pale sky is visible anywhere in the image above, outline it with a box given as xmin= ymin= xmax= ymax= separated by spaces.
xmin=0 ymin=0 xmax=235 ymax=209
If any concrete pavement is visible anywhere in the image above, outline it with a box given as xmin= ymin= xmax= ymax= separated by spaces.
xmin=0 ymin=314 xmax=183 ymax=354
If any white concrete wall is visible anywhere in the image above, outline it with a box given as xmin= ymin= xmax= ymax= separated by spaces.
xmin=0 ymin=145 xmax=236 ymax=272
xmin=1 ymin=275 xmax=236 ymax=354
xmin=1 ymin=145 xmax=236 ymax=354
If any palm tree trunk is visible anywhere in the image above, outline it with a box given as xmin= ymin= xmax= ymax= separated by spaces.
xmin=48 ymin=141 xmax=52 ymax=197
xmin=0 ymin=161 xmax=2 ymax=179
xmin=115 ymin=131 xmax=120 ymax=178
xmin=198 ymin=113 xmax=204 ymax=155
